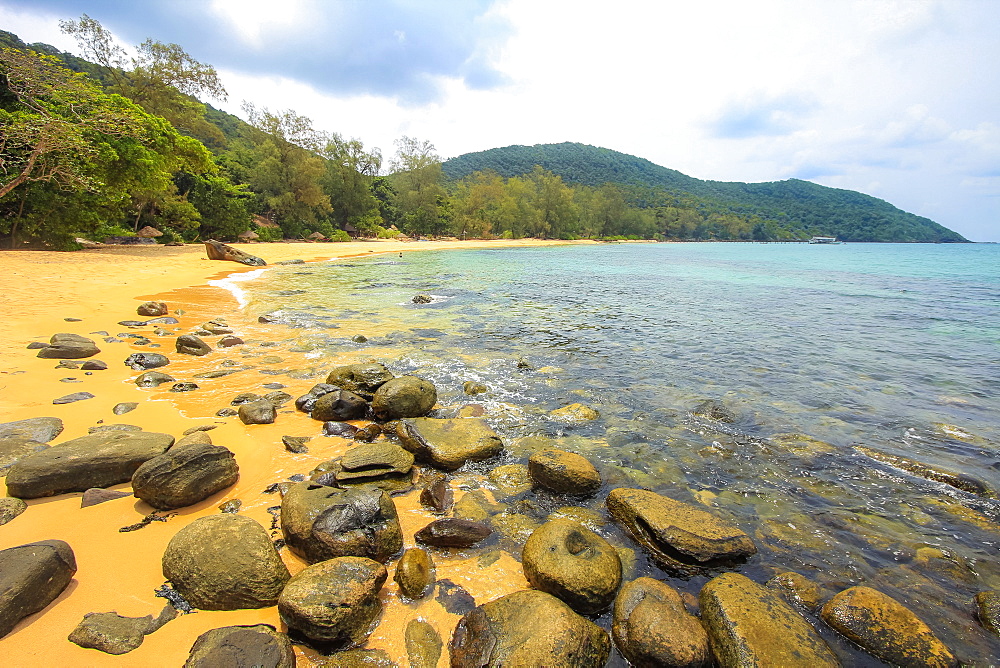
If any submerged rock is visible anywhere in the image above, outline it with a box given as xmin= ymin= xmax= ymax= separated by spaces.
xmin=36 ymin=333 xmax=100 ymax=359
xmin=126 ymin=353 xmax=171 ymax=371
xmin=419 ymin=474 xmax=453 ymax=513
xmin=371 ymin=376 xmax=438 ymax=420
xmin=550 ymin=403 xmax=600 ymax=422
xmin=176 ymin=335 xmax=213 ymax=357
xmin=396 ymin=418 xmax=503 ymax=471
xmin=450 ymin=589 xmax=610 ymax=668
xmin=394 ymin=547 xmax=435 ymax=599
xmin=606 ymin=488 xmax=756 ymax=574
xmin=183 ymin=624 xmax=295 ymax=668
xmin=277 ymin=556 xmax=386 ymax=647
xmin=528 ymin=449 xmax=602 ymax=496
xmin=132 ymin=443 xmax=239 ymax=510
xmin=613 ymin=577 xmax=711 ymax=668
xmin=0 ymin=539 xmax=77 ymax=639
xmin=821 ymin=585 xmax=956 ymax=667
xmin=766 ymin=571 xmax=825 ymax=611
xmin=700 ymin=572 xmax=840 ymax=667
xmin=416 ymin=518 xmax=492 ymax=548
xmin=6 ymin=430 xmax=174 ymax=499
xmin=162 ymin=514 xmax=290 ymax=610
xmin=521 ymin=519 xmax=621 ymax=614
xmin=134 ymin=370 xmax=174 ymax=386
xmin=855 ymin=445 xmax=997 ymax=499
xmin=406 ymin=619 xmax=443 ymax=668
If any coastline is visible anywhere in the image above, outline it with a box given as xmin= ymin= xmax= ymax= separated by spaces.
xmin=0 ymin=238 xmax=588 ymax=666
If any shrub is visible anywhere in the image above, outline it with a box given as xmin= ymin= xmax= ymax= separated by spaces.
xmin=330 ymin=229 xmax=351 ymax=242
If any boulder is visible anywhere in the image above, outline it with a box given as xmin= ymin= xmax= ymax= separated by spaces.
xmin=134 ymin=370 xmax=174 ymax=387
xmin=528 ymin=449 xmax=601 ymax=496
xmin=406 ymin=618 xmax=443 ymax=668
xmin=521 ymin=519 xmax=621 ymax=614
xmin=415 ymin=518 xmax=492 ymax=548
xmin=218 ymin=335 xmax=244 ymax=348
xmin=238 ymin=400 xmax=277 ymax=425
xmin=0 ymin=539 xmax=77 ymax=639
xmin=977 ymin=591 xmax=1000 ymax=636
xmin=606 ymin=488 xmax=756 ymax=574
xmin=337 ymin=442 xmax=414 ymax=480
xmin=821 ymin=585 xmax=956 ymax=667
xmin=137 ymin=301 xmax=168 ymax=317
xmin=176 ymin=335 xmax=213 ymax=356
xmin=612 ymin=577 xmax=711 ymax=668
xmin=277 ymin=556 xmax=387 ymax=646
xmin=53 ymin=392 xmax=94 ymax=405
xmin=204 ymin=239 xmax=266 ymax=267
xmin=0 ymin=437 xmax=50 ymax=476
xmin=324 ymin=421 xmax=358 ymax=438
xmin=394 ymin=547 xmax=435 ymax=599
xmin=6 ymin=431 xmax=174 ymax=499
xmin=855 ymin=445 xmax=997 ymax=499
xmin=310 ymin=389 xmax=368 ymax=421
xmin=295 ymin=383 xmax=339 ymax=412
xmin=126 ymin=353 xmax=171 ymax=371
xmin=450 ymin=589 xmax=611 ymax=668
xmin=81 ymin=360 xmax=108 ymax=371
xmin=281 ymin=484 xmax=403 ymax=564
xmin=81 ymin=488 xmax=131 ymax=508
xmin=412 ymin=294 xmax=433 ymax=304
xmin=463 ymin=381 xmax=488 ymax=395
xmin=0 ymin=417 xmax=63 ymax=443
xmin=372 ymin=376 xmax=437 ymax=420
xmin=162 ymin=514 xmax=290 ymax=610
xmin=184 ymin=624 xmax=295 ymax=668
xmin=420 ymin=474 xmax=453 ymax=513
xmin=700 ymin=572 xmax=839 ymax=667
xmin=132 ymin=443 xmax=239 ymax=510
xmin=67 ymin=610 xmax=157 ymax=655
xmin=282 ymin=435 xmax=310 ymax=454
xmin=550 ymin=403 xmax=599 ymax=422
xmin=396 ymin=418 xmax=503 ymax=471
xmin=325 ymin=363 xmax=394 ymax=400
xmin=36 ymin=333 xmax=100 ymax=359
xmin=0 ymin=497 xmax=27 ymax=525
xmin=489 ymin=463 xmax=533 ymax=498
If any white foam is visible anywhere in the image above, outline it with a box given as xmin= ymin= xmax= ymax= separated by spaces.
xmin=208 ymin=267 xmax=268 ymax=309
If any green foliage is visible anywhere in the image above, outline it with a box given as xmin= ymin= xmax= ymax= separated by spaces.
xmin=329 ymin=229 xmax=351 ymax=242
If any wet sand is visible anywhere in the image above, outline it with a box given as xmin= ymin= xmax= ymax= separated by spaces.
xmin=0 ymin=239 xmax=588 ymax=666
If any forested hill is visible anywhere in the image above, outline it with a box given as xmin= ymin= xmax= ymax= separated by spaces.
xmin=443 ymin=142 xmax=967 ymax=242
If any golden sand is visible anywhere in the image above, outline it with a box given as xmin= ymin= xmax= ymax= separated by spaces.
xmin=0 ymin=239 xmax=584 ymax=666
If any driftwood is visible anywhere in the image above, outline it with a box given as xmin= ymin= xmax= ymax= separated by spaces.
xmin=203 ymin=239 xmax=266 ymax=266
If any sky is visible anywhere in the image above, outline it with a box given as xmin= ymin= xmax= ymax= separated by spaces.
xmin=2 ymin=0 xmax=999 ymax=240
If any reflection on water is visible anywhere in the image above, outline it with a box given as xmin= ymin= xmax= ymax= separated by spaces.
xmin=244 ymin=243 xmax=1000 ymax=663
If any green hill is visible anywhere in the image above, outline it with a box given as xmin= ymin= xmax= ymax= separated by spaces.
xmin=442 ymin=142 xmax=967 ymax=242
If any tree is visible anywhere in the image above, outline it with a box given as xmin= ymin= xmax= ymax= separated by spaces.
xmin=319 ymin=133 xmax=382 ymax=233
xmin=389 ymin=136 xmax=447 ymax=236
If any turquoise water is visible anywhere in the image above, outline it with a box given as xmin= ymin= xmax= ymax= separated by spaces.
xmin=246 ymin=242 xmax=1000 ymax=663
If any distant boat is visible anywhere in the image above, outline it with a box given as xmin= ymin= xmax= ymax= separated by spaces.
xmin=808 ymin=236 xmax=842 ymax=244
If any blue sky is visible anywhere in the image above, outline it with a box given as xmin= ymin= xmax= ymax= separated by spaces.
xmin=2 ymin=0 xmax=999 ymax=240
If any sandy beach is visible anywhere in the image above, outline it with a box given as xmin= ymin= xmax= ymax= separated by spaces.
xmin=0 ymin=238 xmax=588 ymax=667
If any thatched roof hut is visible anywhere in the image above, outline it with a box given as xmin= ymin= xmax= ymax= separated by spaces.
xmin=238 ymin=230 xmax=260 ymax=241
xmin=136 ymin=226 xmax=163 ymax=238
xmin=308 ymin=232 xmax=327 ymax=241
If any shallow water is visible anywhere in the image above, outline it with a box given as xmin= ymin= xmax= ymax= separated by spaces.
xmin=244 ymin=242 xmax=1000 ymax=664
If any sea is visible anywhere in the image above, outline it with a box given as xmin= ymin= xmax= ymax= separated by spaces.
xmin=241 ymin=241 xmax=1000 ymax=663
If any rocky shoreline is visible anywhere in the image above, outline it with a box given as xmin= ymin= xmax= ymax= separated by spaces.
xmin=0 ymin=244 xmax=998 ymax=666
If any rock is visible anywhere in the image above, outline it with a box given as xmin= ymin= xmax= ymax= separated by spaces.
xmin=231 ymin=392 xmax=262 ymax=405
xmin=396 ymin=418 xmax=503 ymax=471
xmin=113 ymin=402 xmax=138 ymax=415
xmin=528 ymin=449 xmax=601 ymax=496
xmin=134 ymin=371 xmax=174 ymax=387
xmin=53 ymin=392 xmax=95 ymax=404
xmin=453 ymin=490 xmax=496 ymax=522
xmin=126 ymin=353 xmax=171 ymax=371
xmin=81 ymin=488 xmax=131 ymax=508
xmin=489 ymin=464 xmax=532 ymax=498
xmin=216 ymin=408 xmax=238 ymax=417
xmin=204 ymin=239 xmax=266 ymax=266
xmin=137 ymin=301 xmax=168 ymax=317
xmin=547 ymin=506 xmax=605 ymax=532
xmin=450 ymin=589 xmax=610 ymax=668
xmin=0 ymin=437 xmax=50 ymax=476
xmin=281 ymin=484 xmax=403 ymax=563
xmin=295 ymin=383 xmax=339 ymax=412
xmin=406 ymin=618 xmax=442 ymax=668
xmin=550 ymin=403 xmax=599 ymax=422
xmin=353 ymin=423 xmax=383 ymax=442
xmin=218 ymin=335 xmax=244 ymax=347
xmin=821 ymin=585 xmax=956 ymax=667
xmin=976 ymin=591 xmax=1000 ymax=636
xmin=176 ymin=335 xmax=213 ymax=356
xmin=26 ymin=341 xmax=49 ymax=349
xmin=0 ymin=417 xmax=63 ymax=443
xmin=855 ymin=445 xmax=997 ymax=499
xmin=81 ymin=360 xmax=108 ymax=371
xmin=324 ymin=421 xmax=359 ymax=438
xmin=766 ymin=571 xmax=824 ymax=611
xmin=437 ymin=579 xmax=478 ymax=615
xmin=201 ymin=321 xmax=233 ymax=335
xmin=277 ymin=556 xmax=386 ymax=646
xmin=132 ymin=443 xmax=239 ymax=510
xmin=183 ymin=624 xmax=295 ymax=668
xmin=394 ymin=547 xmax=434 ymax=599
xmin=170 ymin=382 xmax=199 ymax=392
xmin=162 ymin=514 xmax=290 ymax=610
xmin=522 ymin=519 xmax=621 ymax=614
xmin=415 ymin=518 xmax=492 ymax=548
xmin=412 ymin=294 xmax=433 ymax=304
xmin=6 ymin=431 xmax=174 ymax=499
xmin=352 ymin=334 xmax=368 ymax=343
xmin=311 ymin=389 xmax=369 ymax=421
xmin=700 ymin=573 xmax=840 ymax=667
xmin=606 ymin=488 xmax=756 ymax=574
xmin=239 ymin=400 xmax=277 ymax=425
xmin=612 ymin=577 xmax=710 ymax=668
xmin=68 ymin=610 xmax=155 ymax=655
xmin=36 ymin=333 xmax=100 ymax=359
xmin=339 ymin=442 xmax=414 ymax=479
xmin=175 ymin=431 xmax=213 ymax=448
xmin=325 ymin=363 xmax=394 ymax=400
xmin=463 ymin=381 xmax=488 ymax=395
xmin=218 ymin=499 xmax=241 ymax=514
xmin=0 ymin=497 xmax=27 ymax=525
xmin=282 ymin=435 xmax=310 ymax=454
xmin=420 ymin=474 xmax=453 ymax=513
xmin=691 ymin=399 xmax=739 ymax=424
xmin=371 ymin=376 xmax=437 ymax=420
xmin=88 ymin=423 xmax=142 ymax=435
xmin=0 ymin=539 xmax=77 ymax=639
